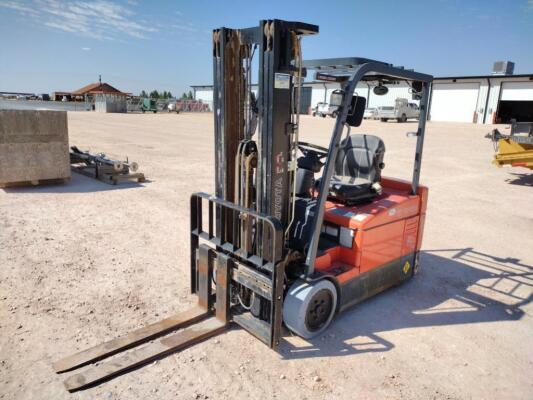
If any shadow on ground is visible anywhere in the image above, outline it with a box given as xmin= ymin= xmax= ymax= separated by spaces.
xmin=52 ymin=247 xmax=532 ymax=389
xmin=2 ymin=173 xmax=145 ymax=194
xmin=505 ymin=172 xmax=533 ymax=187
xmin=280 ymin=248 xmax=532 ymax=359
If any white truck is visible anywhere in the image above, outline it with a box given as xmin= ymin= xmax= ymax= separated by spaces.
xmin=312 ymin=102 xmax=339 ymax=118
xmin=376 ymin=98 xmax=419 ymax=123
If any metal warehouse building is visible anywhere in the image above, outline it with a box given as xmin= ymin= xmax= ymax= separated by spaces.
xmin=430 ymin=74 xmax=533 ymax=123
xmin=192 ymin=70 xmax=533 ymax=124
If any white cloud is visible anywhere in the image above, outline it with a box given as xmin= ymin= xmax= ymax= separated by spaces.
xmin=81 ymin=47 xmax=91 ymax=51
xmin=0 ymin=0 xmax=157 ymax=40
xmin=0 ymin=0 xmax=38 ymax=15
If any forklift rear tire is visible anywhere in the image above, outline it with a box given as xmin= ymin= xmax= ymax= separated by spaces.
xmin=283 ymin=279 xmax=337 ymax=339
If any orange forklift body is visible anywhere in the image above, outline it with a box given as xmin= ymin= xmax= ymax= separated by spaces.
xmin=315 ymin=177 xmax=428 ymax=311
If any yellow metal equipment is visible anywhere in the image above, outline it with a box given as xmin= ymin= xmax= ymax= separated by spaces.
xmin=490 ymin=121 xmax=533 ymax=170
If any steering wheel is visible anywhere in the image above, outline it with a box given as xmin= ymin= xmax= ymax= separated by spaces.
xmin=297 ymin=142 xmax=328 ymax=158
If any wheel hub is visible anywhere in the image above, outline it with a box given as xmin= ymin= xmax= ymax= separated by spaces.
xmin=305 ymin=289 xmax=333 ymax=332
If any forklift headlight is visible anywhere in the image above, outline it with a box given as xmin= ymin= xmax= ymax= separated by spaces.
xmin=339 ymin=227 xmax=354 ymax=248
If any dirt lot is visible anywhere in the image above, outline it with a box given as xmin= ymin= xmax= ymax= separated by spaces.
xmin=1 ymin=112 xmax=532 ymax=400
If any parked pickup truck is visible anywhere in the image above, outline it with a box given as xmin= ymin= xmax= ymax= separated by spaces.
xmin=363 ymin=107 xmax=377 ymax=119
xmin=313 ymin=102 xmax=339 ymax=118
xmin=376 ymin=98 xmax=419 ymax=122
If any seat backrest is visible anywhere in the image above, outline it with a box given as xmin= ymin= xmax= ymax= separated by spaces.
xmin=334 ymin=134 xmax=385 ymax=182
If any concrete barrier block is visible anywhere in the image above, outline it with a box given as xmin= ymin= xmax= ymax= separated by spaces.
xmin=0 ymin=110 xmax=70 ymax=186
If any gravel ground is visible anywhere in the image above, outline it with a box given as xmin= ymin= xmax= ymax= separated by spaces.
xmin=1 ymin=112 xmax=532 ymax=400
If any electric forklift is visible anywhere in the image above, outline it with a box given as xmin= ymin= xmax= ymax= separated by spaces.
xmin=53 ymin=19 xmax=432 ymax=391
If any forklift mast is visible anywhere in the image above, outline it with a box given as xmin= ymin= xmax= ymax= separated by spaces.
xmin=213 ymin=20 xmax=318 ymax=239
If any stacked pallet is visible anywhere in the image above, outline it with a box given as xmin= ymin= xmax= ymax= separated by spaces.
xmin=0 ymin=110 xmax=70 ymax=187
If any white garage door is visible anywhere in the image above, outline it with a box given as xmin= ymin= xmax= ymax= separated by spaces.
xmin=310 ymin=87 xmax=326 ymax=109
xmin=430 ymin=83 xmax=479 ymax=122
xmin=500 ymin=81 xmax=533 ymax=101
xmin=195 ymin=90 xmax=213 ymax=103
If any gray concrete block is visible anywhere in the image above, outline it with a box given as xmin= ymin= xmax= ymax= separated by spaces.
xmin=0 ymin=110 xmax=70 ymax=186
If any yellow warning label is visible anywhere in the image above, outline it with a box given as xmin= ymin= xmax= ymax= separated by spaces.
xmin=403 ymin=261 xmax=411 ymax=274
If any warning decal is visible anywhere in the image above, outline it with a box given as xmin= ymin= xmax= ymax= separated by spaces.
xmin=274 ymin=73 xmax=290 ymax=89
xmin=403 ymin=261 xmax=411 ymax=274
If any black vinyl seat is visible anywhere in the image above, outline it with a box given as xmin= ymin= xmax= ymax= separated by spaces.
xmin=328 ymin=134 xmax=385 ymax=204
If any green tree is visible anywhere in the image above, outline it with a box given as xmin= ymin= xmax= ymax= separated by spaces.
xmin=139 ymin=90 xmax=148 ymax=98
xmin=167 ymin=91 xmax=173 ymax=99
xmin=187 ymin=91 xmax=193 ymax=100
xmin=149 ymin=90 xmax=159 ymax=99
xmin=181 ymin=92 xmax=188 ymax=99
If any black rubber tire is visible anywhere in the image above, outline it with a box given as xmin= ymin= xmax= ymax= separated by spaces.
xmin=380 ymin=118 xmax=387 ymax=122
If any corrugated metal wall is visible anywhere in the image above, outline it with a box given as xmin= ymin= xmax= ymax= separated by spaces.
xmin=298 ymin=87 xmax=312 ymax=114
xmin=95 ymin=95 xmax=127 ymax=113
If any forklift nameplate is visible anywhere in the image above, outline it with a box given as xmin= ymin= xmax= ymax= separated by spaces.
xmin=315 ymin=72 xmax=350 ymax=83
xmin=274 ymin=73 xmax=291 ymax=89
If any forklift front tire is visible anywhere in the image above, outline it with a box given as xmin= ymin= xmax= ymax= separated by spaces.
xmin=283 ymin=279 xmax=337 ymax=339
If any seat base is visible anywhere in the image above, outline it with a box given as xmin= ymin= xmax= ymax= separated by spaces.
xmin=317 ymin=176 xmax=380 ymax=205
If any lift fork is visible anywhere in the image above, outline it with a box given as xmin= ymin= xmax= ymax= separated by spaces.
xmin=53 ymin=245 xmax=229 ymax=392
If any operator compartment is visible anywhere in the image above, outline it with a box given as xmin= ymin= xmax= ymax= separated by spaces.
xmin=290 ymin=126 xmax=427 ymax=283
xmin=316 ymin=177 xmax=428 ymax=279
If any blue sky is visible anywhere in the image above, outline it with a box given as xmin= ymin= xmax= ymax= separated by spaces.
xmin=1 ymin=0 xmax=532 ymax=96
